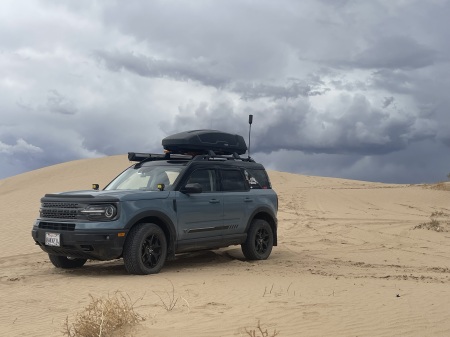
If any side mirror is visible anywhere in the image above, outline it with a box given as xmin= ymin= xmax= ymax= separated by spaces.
xmin=92 ymin=184 xmax=99 ymax=190
xmin=181 ymin=183 xmax=202 ymax=194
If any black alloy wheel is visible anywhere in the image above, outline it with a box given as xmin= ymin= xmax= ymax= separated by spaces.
xmin=141 ymin=233 xmax=163 ymax=269
xmin=241 ymin=219 xmax=274 ymax=260
xmin=123 ymin=223 xmax=167 ymax=275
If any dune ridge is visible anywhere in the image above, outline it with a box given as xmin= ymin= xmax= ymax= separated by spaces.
xmin=0 ymin=155 xmax=449 ymax=336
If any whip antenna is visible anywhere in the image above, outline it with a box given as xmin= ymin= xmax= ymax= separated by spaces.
xmin=248 ymin=114 xmax=253 ymax=158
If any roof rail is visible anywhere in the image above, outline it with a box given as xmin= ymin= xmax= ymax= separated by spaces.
xmin=128 ymin=151 xmax=255 ymax=163
xmin=192 ymin=151 xmax=255 ymax=162
xmin=128 ymin=152 xmax=192 ymax=162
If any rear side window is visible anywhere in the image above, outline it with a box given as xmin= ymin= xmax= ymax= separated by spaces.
xmin=220 ymin=169 xmax=248 ymax=192
xmin=244 ymin=169 xmax=271 ymax=189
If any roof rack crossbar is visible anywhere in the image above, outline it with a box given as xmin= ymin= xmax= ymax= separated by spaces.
xmin=129 ymin=151 xmax=255 ymax=163
xmin=128 ymin=152 xmax=192 ymax=162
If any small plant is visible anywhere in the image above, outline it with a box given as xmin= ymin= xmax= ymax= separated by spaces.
xmin=63 ymin=292 xmax=143 ymax=337
xmin=153 ymin=280 xmax=179 ymax=311
xmin=262 ymin=284 xmax=275 ymax=297
xmin=262 ymin=283 xmax=295 ymax=297
xmin=245 ymin=320 xmax=279 ymax=337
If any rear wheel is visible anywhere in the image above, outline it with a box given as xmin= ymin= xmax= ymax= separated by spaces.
xmin=48 ymin=254 xmax=87 ymax=269
xmin=123 ymin=223 xmax=167 ymax=275
xmin=241 ymin=219 xmax=273 ymax=260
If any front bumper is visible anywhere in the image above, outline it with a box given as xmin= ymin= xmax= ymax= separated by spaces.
xmin=32 ymin=224 xmax=128 ymax=261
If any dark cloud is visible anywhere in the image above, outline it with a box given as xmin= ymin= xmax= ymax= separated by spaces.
xmin=94 ymin=50 xmax=330 ymax=101
xmin=47 ymin=90 xmax=77 ymax=115
xmin=353 ymin=36 xmax=438 ymax=70
xmin=261 ymin=139 xmax=450 ymax=184
xmin=162 ymin=91 xmax=437 ymax=158
xmin=382 ymin=96 xmax=395 ymax=109
xmin=233 ymin=79 xmax=330 ymax=101
xmin=94 ymin=50 xmax=230 ymax=88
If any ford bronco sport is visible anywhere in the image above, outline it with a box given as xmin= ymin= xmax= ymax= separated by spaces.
xmin=31 ymin=130 xmax=278 ymax=275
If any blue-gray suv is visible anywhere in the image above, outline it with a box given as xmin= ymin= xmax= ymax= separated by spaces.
xmin=31 ymin=130 xmax=278 ymax=275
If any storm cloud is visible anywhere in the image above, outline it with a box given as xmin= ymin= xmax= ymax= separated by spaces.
xmin=1 ymin=0 xmax=449 ymax=183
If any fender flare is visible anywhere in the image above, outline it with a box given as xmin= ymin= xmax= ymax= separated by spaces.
xmin=246 ymin=206 xmax=278 ymax=246
xmin=125 ymin=210 xmax=177 ymax=257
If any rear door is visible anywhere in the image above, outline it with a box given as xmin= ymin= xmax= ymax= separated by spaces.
xmin=220 ymin=168 xmax=251 ymax=236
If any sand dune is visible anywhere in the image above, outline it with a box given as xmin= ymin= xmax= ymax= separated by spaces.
xmin=0 ymin=155 xmax=449 ymax=336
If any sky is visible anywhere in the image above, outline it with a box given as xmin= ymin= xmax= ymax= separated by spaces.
xmin=1 ymin=0 xmax=449 ymax=184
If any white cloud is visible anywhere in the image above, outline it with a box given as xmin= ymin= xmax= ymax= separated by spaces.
xmin=0 ymin=138 xmax=43 ymax=155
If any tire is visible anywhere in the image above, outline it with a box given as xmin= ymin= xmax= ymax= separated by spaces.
xmin=123 ymin=223 xmax=167 ymax=275
xmin=241 ymin=219 xmax=274 ymax=260
xmin=48 ymin=254 xmax=87 ymax=269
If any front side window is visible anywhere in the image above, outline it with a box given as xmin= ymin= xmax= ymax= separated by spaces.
xmin=186 ymin=169 xmax=217 ymax=192
xmin=220 ymin=169 xmax=248 ymax=192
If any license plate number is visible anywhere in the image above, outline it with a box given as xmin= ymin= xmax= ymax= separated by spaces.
xmin=45 ymin=232 xmax=60 ymax=247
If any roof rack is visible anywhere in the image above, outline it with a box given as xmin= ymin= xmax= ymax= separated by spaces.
xmin=192 ymin=150 xmax=255 ymax=162
xmin=128 ymin=151 xmax=255 ymax=163
xmin=128 ymin=152 xmax=192 ymax=162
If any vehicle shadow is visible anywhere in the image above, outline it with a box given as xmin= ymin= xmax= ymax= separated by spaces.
xmin=55 ymin=248 xmax=247 ymax=277
xmin=164 ymin=248 xmax=243 ymax=272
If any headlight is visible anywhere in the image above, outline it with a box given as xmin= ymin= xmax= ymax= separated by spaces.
xmin=81 ymin=204 xmax=118 ymax=221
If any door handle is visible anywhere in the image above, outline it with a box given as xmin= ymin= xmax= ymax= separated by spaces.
xmin=209 ymin=199 xmax=220 ymax=204
xmin=244 ymin=198 xmax=253 ymax=202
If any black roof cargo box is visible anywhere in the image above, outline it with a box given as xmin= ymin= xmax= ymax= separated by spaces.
xmin=162 ymin=130 xmax=247 ymax=155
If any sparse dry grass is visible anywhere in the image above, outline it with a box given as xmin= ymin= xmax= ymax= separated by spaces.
xmin=63 ymin=292 xmax=144 ymax=337
xmin=431 ymin=211 xmax=449 ymax=217
xmin=426 ymin=182 xmax=450 ymax=191
xmin=244 ymin=320 xmax=279 ymax=337
xmin=414 ymin=210 xmax=450 ymax=232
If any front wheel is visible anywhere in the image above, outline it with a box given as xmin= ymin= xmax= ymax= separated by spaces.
xmin=48 ymin=254 xmax=87 ymax=269
xmin=123 ymin=223 xmax=167 ymax=275
xmin=241 ymin=219 xmax=274 ymax=260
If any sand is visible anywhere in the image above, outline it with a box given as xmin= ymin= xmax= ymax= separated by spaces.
xmin=0 ymin=155 xmax=449 ymax=336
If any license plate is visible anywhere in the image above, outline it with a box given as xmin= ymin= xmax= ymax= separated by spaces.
xmin=45 ymin=232 xmax=60 ymax=247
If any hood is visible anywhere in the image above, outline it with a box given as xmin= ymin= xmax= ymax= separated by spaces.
xmin=42 ymin=189 xmax=171 ymax=202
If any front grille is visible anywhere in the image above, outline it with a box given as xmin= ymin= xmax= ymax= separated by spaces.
xmin=39 ymin=222 xmax=76 ymax=231
xmin=42 ymin=202 xmax=79 ymax=209
xmin=41 ymin=201 xmax=82 ymax=220
xmin=41 ymin=209 xmax=78 ymax=219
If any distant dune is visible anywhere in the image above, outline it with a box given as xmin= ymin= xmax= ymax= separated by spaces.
xmin=0 ymin=155 xmax=449 ymax=337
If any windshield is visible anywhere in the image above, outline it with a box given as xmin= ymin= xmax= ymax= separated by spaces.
xmin=105 ymin=164 xmax=184 ymax=191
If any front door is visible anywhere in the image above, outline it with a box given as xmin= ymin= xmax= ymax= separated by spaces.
xmin=176 ymin=168 xmax=224 ymax=242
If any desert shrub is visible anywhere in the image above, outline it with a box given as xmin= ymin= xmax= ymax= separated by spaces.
xmin=414 ymin=219 xmax=447 ymax=232
xmin=63 ymin=292 xmax=144 ymax=337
